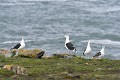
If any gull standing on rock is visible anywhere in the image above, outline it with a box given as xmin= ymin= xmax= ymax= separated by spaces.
xmin=12 ymin=37 xmax=25 ymax=50
xmin=11 ymin=37 xmax=25 ymax=56
xmin=64 ymin=35 xmax=76 ymax=53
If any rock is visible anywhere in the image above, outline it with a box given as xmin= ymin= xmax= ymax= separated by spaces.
xmin=0 ymin=49 xmax=45 ymax=58
xmin=61 ymin=72 xmax=81 ymax=79
xmin=85 ymin=63 xmax=89 ymax=65
xmin=35 ymin=51 xmax=45 ymax=59
xmin=3 ymin=65 xmax=27 ymax=75
xmin=52 ymin=54 xmax=65 ymax=58
xmin=52 ymin=54 xmax=76 ymax=59
xmin=27 ymin=49 xmax=45 ymax=58
xmin=15 ymin=66 xmax=26 ymax=75
xmin=0 ymin=49 xmax=10 ymax=56
xmin=3 ymin=65 xmax=13 ymax=71
xmin=0 ymin=49 xmax=45 ymax=59
xmin=72 ymin=75 xmax=81 ymax=79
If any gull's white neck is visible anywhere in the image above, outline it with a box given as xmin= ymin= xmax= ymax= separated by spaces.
xmin=65 ymin=36 xmax=70 ymax=43
xmin=100 ymin=47 xmax=105 ymax=54
xmin=21 ymin=38 xmax=25 ymax=44
xmin=86 ymin=42 xmax=91 ymax=52
xmin=87 ymin=42 xmax=90 ymax=48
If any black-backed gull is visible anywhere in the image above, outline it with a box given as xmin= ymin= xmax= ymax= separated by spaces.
xmin=64 ymin=35 xmax=76 ymax=52
xmin=92 ymin=46 xmax=105 ymax=59
xmin=11 ymin=37 xmax=25 ymax=50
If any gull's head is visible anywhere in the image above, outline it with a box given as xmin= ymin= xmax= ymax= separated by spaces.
xmin=64 ymin=35 xmax=69 ymax=38
xmin=21 ymin=37 xmax=25 ymax=43
xmin=102 ymin=46 xmax=105 ymax=49
xmin=21 ymin=37 xmax=25 ymax=41
xmin=22 ymin=37 xmax=24 ymax=39
xmin=88 ymin=41 xmax=91 ymax=44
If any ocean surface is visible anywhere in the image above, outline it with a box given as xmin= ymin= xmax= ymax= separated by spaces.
xmin=0 ymin=0 xmax=120 ymax=59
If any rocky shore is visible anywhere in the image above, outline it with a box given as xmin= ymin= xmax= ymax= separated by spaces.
xmin=0 ymin=49 xmax=120 ymax=80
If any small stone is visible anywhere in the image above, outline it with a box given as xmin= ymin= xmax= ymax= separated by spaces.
xmin=57 ymin=63 xmax=61 ymax=65
xmin=85 ymin=63 xmax=89 ymax=65
xmin=3 ymin=65 xmax=13 ymax=71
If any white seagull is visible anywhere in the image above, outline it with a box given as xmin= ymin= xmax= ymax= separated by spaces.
xmin=83 ymin=41 xmax=92 ymax=56
xmin=92 ymin=46 xmax=105 ymax=59
xmin=64 ymin=35 xmax=76 ymax=52
xmin=12 ymin=37 xmax=25 ymax=50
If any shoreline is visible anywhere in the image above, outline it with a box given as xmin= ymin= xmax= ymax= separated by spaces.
xmin=0 ymin=49 xmax=119 ymax=80
xmin=0 ymin=53 xmax=120 ymax=80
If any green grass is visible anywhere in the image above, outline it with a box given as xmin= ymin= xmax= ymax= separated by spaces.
xmin=0 ymin=55 xmax=120 ymax=80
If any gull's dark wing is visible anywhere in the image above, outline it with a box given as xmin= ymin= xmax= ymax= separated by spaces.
xmin=12 ymin=43 xmax=21 ymax=49
xmin=66 ymin=42 xmax=76 ymax=51
xmin=93 ymin=52 xmax=101 ymax=58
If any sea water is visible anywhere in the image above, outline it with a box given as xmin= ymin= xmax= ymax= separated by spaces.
xmin=0 ymin=0 xmax=120 ymax=59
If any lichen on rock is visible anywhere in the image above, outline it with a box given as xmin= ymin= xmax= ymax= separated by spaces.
xmin=0 ymin=49 xmax=45 ymax=59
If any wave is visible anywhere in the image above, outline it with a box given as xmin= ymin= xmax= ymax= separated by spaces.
xmin=0 ymin=2 xmax=36 ymax=6
xmin=23 ymin=0 xmax=68 ymax=1
xmin=89 ymin=0 xmax=98 ymax=1
xmin=81 ymin=39 xmax=120 ymax=45
xmin=3 ymin=40 xmax=34 ymax=44
xmin=86 ymin=6 xmax=120 ymax=13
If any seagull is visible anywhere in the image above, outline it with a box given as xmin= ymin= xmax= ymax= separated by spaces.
xmin=11 ymin=37 xmax=25 ymax=50
xmin=92 ymin=46 xmax=105 ymax=59
xmin=64 ymin=35 xmax=76 ymax=52
xmin=83 ymin=41 xmax=92 ymax=56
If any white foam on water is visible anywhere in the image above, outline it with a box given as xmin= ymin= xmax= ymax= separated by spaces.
xmin=89 ymin=0 xmax=98 ymax=1
xmin=81 ymin=39 xmax=120 ymax=45
xmin=0 ymin=2 xmax=36 ymax=6
xmin=23 ymin=0 xmax=68 ymax=1
xmin=86 ymin=6 xmax=120 ymax=13
xmin=3 ymin=40 xmax=34 ymax=44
